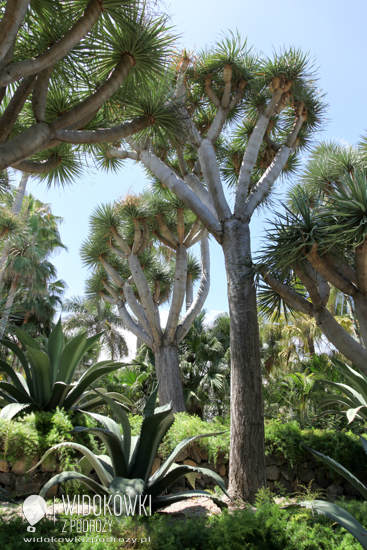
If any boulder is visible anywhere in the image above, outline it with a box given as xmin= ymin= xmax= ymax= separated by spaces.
xmin=280 ymin=465 xmax=295 ymax=482
xmin=175 ymin=448 xmax=189 ymax=462
xmin=217 ymin=464 xmax=226 ymax=477
xmin=266 ymin=465 xmax=280 ymax=481
xmin=343 ymin=481 xmax=361 ymax=497
xmin=266 ymin=454 xmax=285 ymax=467
xmin=277 ymin=475 xmax=293 ymax=495
xmin=150 ymin=457 xmax=161 ymax=476
xmin=183 ymin=459 xmax=197 ymax=468
xmin=189 ymin=446 xmax=202 ymax=464
xmin=326 ymin=483 xmax=343 ymax=501
xmin=198 ymin=447 xmax=208 ymax=461
xmin=298 ymin=467 xmax=315 ymax=484
xmin=0 ymin=472 xmax=15 ymax=489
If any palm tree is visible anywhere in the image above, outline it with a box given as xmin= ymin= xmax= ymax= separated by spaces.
xmin=0 ymin=194 xmax=65 ymax=338
xmin=180 ymin=311 xmax=230 ymax=418
xmin=63 ymin=297 xmax=128 ymax=362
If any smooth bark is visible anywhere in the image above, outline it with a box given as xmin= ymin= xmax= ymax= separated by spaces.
xmin=0 ymin=0 xmax=102 ymax=87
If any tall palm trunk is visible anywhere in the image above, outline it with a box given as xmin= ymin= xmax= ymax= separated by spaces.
xmin=222 ymin=218 xmax=266 ymax=500
xmin=0 ymin=172 xmax=29 ymax=286
xmin=0 ymin=273 xmax=20 ymax=339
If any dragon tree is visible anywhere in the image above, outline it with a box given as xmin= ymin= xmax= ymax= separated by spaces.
xmin=105 ymin=35 xmax=325 ymax=501
xmin=257 ymin=142 xmax=367 ymax=375
xmin=0 ymin=0 xmax=177 ymax=174
xmin=82 ymin=192 xmax=210 ymax=412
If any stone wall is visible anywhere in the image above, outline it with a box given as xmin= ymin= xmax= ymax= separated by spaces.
xmin=0 ymin=445 xmax=363 ymax=500
xmin=0 ymin=455 xmax=60 ymax=498
xmin=155 ymin=444 xmax=364 ymax=500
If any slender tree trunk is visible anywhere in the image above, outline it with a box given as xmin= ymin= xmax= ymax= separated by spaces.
xmin=222 ymin=218 xmax=266 ymax=503
xmin=186 ymin=274 xmax=193 ymax=310
xmin=0 ymin=273 xmax=20 ymax=339
xmin=307 ymin=337 xmax=315 ymax=355
xmin=0 ymin=172 xmax=29 ymax=286
xmin=22 ymin=311 xmax=30 ymax=325
xmin=12 ymin=171 xmax=29 ymax=215
xmin=154 ymin=344 xmax=186 ymax=413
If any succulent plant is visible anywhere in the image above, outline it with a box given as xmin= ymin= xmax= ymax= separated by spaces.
xmin=30 ymin=386 xmax=230 ymax=513
xmin=288 ymin=437 xmax=367 ymax=548
xmin=0 ymin=320 xmax=132 ymax=419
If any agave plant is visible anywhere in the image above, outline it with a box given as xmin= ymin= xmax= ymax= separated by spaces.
xmin=0 ymin=320 xmax=132 ymax=419
xmin=289 ymin=437 xmax=367 ymax=549
xmin=317 ymin=358 xmax=367 ymax=423
xmin=30 ymin=386 xmax=230 ymax=513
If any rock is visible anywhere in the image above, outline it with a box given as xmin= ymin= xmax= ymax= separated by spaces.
xmin=150 ymin=457 xmax=161 ymax=476
xmin=202 ymin=474 xmax=214 ymax=484
xmin=315 ymin=468 xmax=332 ymax=489
xmin=277 ymin=475 xmax=293 ymax=495
xmin=201 ymin=462 xmax=215 ymax=471
xmin=175 ymin=449 xmax=189 ymax=462
xmin=216 ymin=452 xmax=226 ymax=465
xmin=183 ymin=459 xmax=197 ymax=468
xmin=222 ymin=476 xmax=229 ymax=489
xmin=266 ymin=454 xmax=285 ymax=467
xmin=198 ymin=448 xmax=208 ymax=461
xmin=218 ymin=464 xmax=226 ymax=477
xmin=0 ymin=460 xmax=10 ymax=473
xmin=280 ymin=465 xmax=295 ymax=482
xmin=298 ymin=467 xmax=315 ymax=484
xmin=12 ymin=458 xmax=38 ymax=476
xmin=267 ymin=481 xmax=275 ymax=492
xmin=15 ymin=482 xmax=40 ymax=496
xmin=11 ymin=460 xmax=27 ymax=476
xmin=326 ymin=483 xmax=343 ymax=501
xmin=0 ymin=472 xmax=15 ymax=489
xmin=197 ymin=478 xmax=206 ymax=489
xmin=266 ymin=465 xmax=280 ymax=481
xmin=41 ymin=457 xmax=57 ymax=473
xmin=343 ymin=481 xmax=361 ymax=497
xmin=44 ymin=484 xmax=58 ymax=499
xmin=305 ymin=459 xmax=318 ymax=469
xmin=190 ymin=446 xmax=202 ymax=464
xmin=173 ymin=476 xmax=185 ymax=488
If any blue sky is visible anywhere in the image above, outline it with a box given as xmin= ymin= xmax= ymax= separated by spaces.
xmin=14 ymin=0 xmax=367 ymax=316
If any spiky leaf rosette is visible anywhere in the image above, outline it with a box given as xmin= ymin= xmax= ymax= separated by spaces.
xmin=0 ymin=319 xmax=132 ymax=418
xmin=32 ymin=386 xmax=230 ymax=512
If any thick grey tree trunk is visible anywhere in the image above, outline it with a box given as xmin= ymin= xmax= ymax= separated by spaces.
xmin=154 ymin=344 xmax=186 ymax=413
xmin=222 ymin=218 xmax=267 ymax=502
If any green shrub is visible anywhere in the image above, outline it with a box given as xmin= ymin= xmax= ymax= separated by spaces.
xmin=0 ymin=408 xmax=101 ymax=470
xmin=265 ymin=419 xmax=367 ymax=479
xmin=0 ymin=499 xmax=365 ymax=549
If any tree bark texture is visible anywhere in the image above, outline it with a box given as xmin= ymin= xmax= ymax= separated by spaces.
xmin=154 ymin=344 xmax=186 ymax=413
xmin=222 ymin=218 xmax=267 ymax=502
xmin=0 ymin=273 xmax=20 ymax=339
